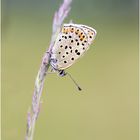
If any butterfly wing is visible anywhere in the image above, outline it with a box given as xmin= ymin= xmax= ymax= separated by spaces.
xmin=79 ymin=24 xmax=97 ymax=45
xmin=50 ymin=24 xmax=97 ymax=70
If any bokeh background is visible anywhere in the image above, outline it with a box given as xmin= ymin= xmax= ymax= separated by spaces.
xmin=2 ymin=0 xmax=139 ymax=140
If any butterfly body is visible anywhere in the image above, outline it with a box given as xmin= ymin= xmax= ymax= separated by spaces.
xmin=50 ymin=23 xmax=97 ymax=76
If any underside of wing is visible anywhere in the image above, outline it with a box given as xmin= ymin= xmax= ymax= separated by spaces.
xmin=50 ymin=23 xmax=97 ymax=70
xmin=79 ymin=24 xmax=97 ymax=45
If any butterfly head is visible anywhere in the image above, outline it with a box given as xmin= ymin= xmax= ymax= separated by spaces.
xmin=58 ymin=70 xmax=66 ymax=77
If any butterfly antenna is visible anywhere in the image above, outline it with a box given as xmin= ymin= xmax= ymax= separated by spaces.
xmin=66 ymin=72 xmax=82 ymax=91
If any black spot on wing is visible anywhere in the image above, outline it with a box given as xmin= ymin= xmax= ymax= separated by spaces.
xmin=77 ymin=52 xmax=80 ymax=55
xmin=77 ymin=42 xmax=79 ymax=46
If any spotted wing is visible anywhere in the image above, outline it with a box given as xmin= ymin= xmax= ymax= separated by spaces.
xmin=50 ymin=24 xmax=96 ymax=70
xmin=79 ymin=24 xmax=97 ymax=45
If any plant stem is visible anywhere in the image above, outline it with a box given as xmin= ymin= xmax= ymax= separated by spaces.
xmin=25 ymin=0 xmax=72 ymax=139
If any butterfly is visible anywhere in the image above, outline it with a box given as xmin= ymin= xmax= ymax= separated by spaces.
xmin=50 ymin=23 xmax=97 ymax=90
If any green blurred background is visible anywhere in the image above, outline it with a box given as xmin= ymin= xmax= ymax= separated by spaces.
xmin=2 ymin=0 xmax=139 ymax=140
